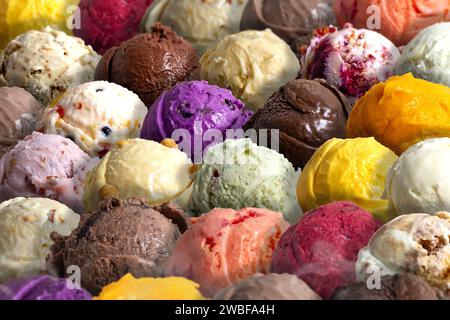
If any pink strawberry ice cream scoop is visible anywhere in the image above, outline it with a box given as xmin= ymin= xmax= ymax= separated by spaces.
xmin=74 ymin=0 xmax=153 ymax=54
xmin=270 ymin=201 xmax=381 ymax=299
xmin=0 ymin=132 xmax=98 ymax=213
xmin=166 ymin=207 xmax=290 ymax=297
xmin=301 ymin=25 xmax=400 ymax=102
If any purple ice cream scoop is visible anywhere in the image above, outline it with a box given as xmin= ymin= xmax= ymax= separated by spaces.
xmin=0 ymin=275 xmax=92 ymax=300
xmin=140 ymin=81 xmax=253 ymax=163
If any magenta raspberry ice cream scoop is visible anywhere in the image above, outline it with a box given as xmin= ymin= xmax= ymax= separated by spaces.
xmin=140 ymin=81 xmax=253 ymax=162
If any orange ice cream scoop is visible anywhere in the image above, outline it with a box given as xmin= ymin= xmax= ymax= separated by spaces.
xmin=347 ymin=73 xmax=450 ymax=155
xmin=333 ymin=0 xmax=450 ymax=47
xmin=165 ymin=207 xmax=290 ymax=297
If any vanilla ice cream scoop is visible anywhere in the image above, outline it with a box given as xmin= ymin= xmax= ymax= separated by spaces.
xmin=0 ymin=27 xmax=99 ymax=106
xmin=385 ymin=138 xmax=450 ymax=217
xmin=0 ymin=197 xmax=79 ymax=283
xmin=41 ymin=81 xmax=147 ymax=157
xmin=356 ymin=212 xmax=450 ymax=291
xmin=200 ymin=29 xmax=300 ymax=111
xmin=141 ymin=0 xmax=248 ymax=54
xmin=83 ymin=138 xmax=193 ymax=213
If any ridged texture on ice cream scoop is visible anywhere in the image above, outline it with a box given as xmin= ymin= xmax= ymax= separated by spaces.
xmin=0 ymin=132 xmax=98 ymax=213
xmin=347 ymin=73 xmax=450 ymax=155
xmin=356 ymin=212 xmax=450 ymax=292
xmin=0 ymin=275 xmax=91 ymax=300
xmin=298 ymin=138 xmax=397 ymax=222
xmin=200 ymin=29 xmax=300 ymax=111
xmin=95 ymin=273 xmax=204 ymax=300
xmin=301 ymin=25 xmax=400 ymax=102
xmin=244 ymin=79 xmax=351 ymax=169
xmin=189 ymin=138 xmax=302 ymax=224
xmin=48 ymin=197 xmax=188 ymax=295
xmin=0 ymin=0 xmax=79 ymax=49
xmin=240 ymin=0 xmax=335 ymax=44
xmin=82 ymin=138 xmax=193 ymax=213
xmin=141 ymin=0 xmax=247 ymax=54
xmin=74 ymin=0 xmax=153 ymax=54
xmin=166 ymin=207 xmax=290 ymax=297
xmin=396 ymin=22 xmax=450 ymax=87
xmin=385 ymin=138 xmax=450 ymax=217
xmin=140 ymin=80 xmax=253 ymax=163
xmin=41 ymin=81 xmax=147 ymax=157
xmin=271 ymin=201 xmax=381 ymax=299
xmin=333 ymin=0 xmax=450 ymax=46
xmin=95 ymin=23 xmax=199 ymax=107
xmin=332 ymin=274 xmax=445 ymax=300
xmin=0 ymin=87 xmax=43 ymax=158
xmin=214 ymin=273 xmax=321 ymax=300
xmin=0 ymin=27 xmax=99 ymax=106
xmin=0 ymin=197 xmax=79 ymax=283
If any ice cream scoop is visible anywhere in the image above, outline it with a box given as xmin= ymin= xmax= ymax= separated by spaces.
xmin=200 ymin=29 xmax=300 ymax=111
xmin=333 ymin=0 xmax=450 ymax=47
xmin=140 ymin=80 xmax=253 ymax=163
xmin=244 ymin=79 xmax=351 ymax=169
xmin=0 ymin=275 xmax=91 ymax=300
xmin=83 ymin=138 xmax=193 ymax=213
xmin=356 ymin=212 xmax=450 ymax=292
xmin=41 ymin=81 xmax=147 ymax=157
xmin=95 ymin=273 xmax=204 ymax=300
xmin=49 ymin=197 xmax=188 ymax=295
xmin=95 ymin=23 xmax=198 ymax=107
xmin=332 ymin=274 xmax=445 ymax=300
xmin=0 ymin=0 xmax=79 ymax=49
xmin=74 ymin=0 xmax=153 ymax=54
xmin=0 ymin=132 xmax=98 ymax=213
xmin=298 ymin=138 xmax=397 ymax=222
xmin=214 ymin=273 xmax=321 ymax=300
xmin=301 ymin=25 xmax=400 ymax=102
xmin=347 ymin=73 xmax=450 ymax=155
xmin=141 ymin=0 xmax=248 ymax=54
xmin=0 ymin=197 xmax=79 ymax=283
xmin=189 ymin=138 xmax=302 ymax=224
xmin=0 ymin=87 xmax=43 ymax=158
xmin=396 ymin=22 xmax=450 ymax=87
xmin=240 ymin=0 xmax=335 ymax=45
xmin=385 ymin=138 xmax=450 ymax=217
xmin=166 ymin=207 xmax=290 ymax=297
xmin=271 ymin=201 xmax=381 ymax=299
xmin=0 ymin=27 xmax=99 ymax=106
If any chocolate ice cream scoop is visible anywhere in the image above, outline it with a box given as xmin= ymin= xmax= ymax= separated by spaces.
xmin=332 ymin=274 xmax=445 ymax=300
xmin=95 ymin=23 xmax=199 ymax=106
xmin=215 ymin=273 xmax=321 ymax=300
xmin=0 ymin=87 xmax=43 ymax=157
xmin=244 ymin=79 xmax=351 ymax=169
xmin=240 ymin=0 xmax=336 ymax=45
xmin=48 ymin=197 xmax=188 ymax=295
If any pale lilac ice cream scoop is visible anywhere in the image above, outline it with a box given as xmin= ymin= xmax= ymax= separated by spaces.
xmin=0 ymin=132 xmax=98 ymax=213
xmin=140 ymin=81 xmax=253 ymax=162
xmin=301 ymin=25 xmax=400 ymax=102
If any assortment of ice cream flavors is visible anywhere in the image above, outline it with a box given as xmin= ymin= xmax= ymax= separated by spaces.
xmin=0 ymin=0 xmax=449 ymax=301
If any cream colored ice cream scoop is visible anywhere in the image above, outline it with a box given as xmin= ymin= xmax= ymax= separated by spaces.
xmin=356 ymin=212 xmax=450 ymax=291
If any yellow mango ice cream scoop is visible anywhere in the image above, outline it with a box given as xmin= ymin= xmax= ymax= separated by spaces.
xmin=95 ymin=274 xmax=205 ymax=300
xmin=298 ymin=137 xmax=397 ymax=222
xmin=347 ymin=73 xmax=450 ymax=155
xmin=0 ymin=0 xmax=79 ymax=48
